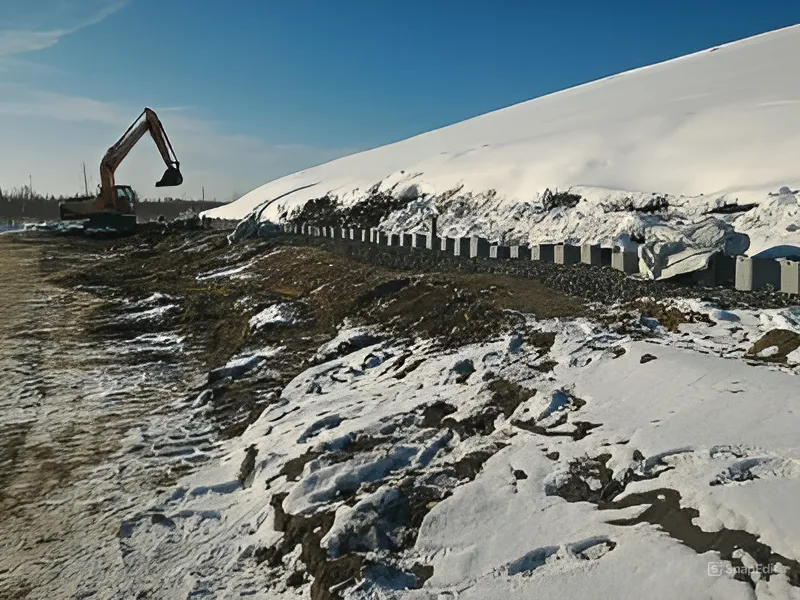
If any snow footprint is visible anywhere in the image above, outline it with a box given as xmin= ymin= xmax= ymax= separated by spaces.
xmin=503 ymin=536 xmax=617 ymax=576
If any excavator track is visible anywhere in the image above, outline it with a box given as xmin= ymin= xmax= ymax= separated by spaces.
xmin=85 ymin=213 xmax=137 ymax=235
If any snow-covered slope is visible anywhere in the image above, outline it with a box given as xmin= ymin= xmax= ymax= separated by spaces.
xmin=204 ymin=25 xmax=800 ymax=264
xmin=106 ymin=302 xmax=800 ymax=598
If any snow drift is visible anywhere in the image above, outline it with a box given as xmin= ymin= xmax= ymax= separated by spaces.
xmin=204 ymin=25 xmax=800 ymax=277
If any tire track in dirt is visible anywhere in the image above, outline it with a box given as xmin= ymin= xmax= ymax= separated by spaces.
xmin=0 ymin=235 xmax=214 ymax=599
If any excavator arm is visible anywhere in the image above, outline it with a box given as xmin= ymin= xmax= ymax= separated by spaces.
xmin=96 ymin=107 xmax=183 ymax=211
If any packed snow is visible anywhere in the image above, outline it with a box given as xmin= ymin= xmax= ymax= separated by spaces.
xmin=204 ymin=25 xmax=800 ymax=278
xmin=101 ymin=301 xmax=800 ymax=598
xmin=249 ymin=303 xmax=299 ymax=330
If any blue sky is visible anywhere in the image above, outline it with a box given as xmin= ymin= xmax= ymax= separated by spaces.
xmin=1 ymin=0 xmax=799 ymax=201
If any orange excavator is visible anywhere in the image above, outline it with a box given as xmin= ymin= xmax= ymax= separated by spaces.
xmin=59 ymin=107 xmax=183 ymax=231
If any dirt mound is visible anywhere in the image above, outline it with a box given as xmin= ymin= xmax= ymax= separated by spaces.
xmin=747 ymin=329 xmax=800 ymax=363
xmin=626 ymin=299 xmax=715 ymax=332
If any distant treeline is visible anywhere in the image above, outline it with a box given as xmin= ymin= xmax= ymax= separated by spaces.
xmin=0 ymin=186 xmax=227 ymax=223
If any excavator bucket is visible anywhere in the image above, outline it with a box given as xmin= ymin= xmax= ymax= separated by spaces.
xmin=156 ymin=165 xmax=183 ymax=187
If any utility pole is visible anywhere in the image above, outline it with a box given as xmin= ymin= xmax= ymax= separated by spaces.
xmin=202 ymin=186 xmax=205 ymax=202
xmin=82 ymin=162 xmax=89 ymax=196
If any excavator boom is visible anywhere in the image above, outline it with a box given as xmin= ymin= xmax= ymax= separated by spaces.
xmin=59 ymin=107 xmax=183 ymax=223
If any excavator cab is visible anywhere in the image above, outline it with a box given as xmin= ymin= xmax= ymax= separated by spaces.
xmin=156 ymin=163 xmax=183 ymax=187
xmin=114 ymin=185 xmax=136 ymax=212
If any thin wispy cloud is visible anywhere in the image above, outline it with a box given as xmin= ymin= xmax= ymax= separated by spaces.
xmin=0 ymin=0 xmax=128 ymax=57
xmin=0 ymin=56 xmax=66 ymax=74
xmin=0 ymin=84 xmax=125 ymax=124
xmin=0 ymin=29 xmax=71 ymax=56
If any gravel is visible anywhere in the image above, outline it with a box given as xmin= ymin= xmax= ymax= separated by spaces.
xmin=268 ymin=234 xmax=799 ymax=311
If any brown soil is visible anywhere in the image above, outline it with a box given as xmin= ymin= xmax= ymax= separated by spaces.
xmin=747 ymin=329 xmax=800 ymax=363
xmin=48 ymin=229 xmax=586 ymax=440
xmin=55 ymin=230 xmax=586 ymax=364
xmin=526 ymin=331 xmax=557 ymax=351
xmin=627 ymin=298 xmax=715 ymax=333
xmin=358 ymin=273 xmax=585 ymax=348
xmin=487 ymin=378 xmax=537 ymax=419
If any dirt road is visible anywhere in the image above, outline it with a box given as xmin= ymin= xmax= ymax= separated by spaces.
xmin=0 ymin=234 xmax=210 ymax=599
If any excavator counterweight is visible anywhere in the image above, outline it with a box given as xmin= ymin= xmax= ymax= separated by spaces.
xmin=59 ymin=107 xmax=183 ymax=231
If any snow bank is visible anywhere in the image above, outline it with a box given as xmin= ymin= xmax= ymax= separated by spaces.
xmin=740 ymin=191 xmax=800 ymax=258
xmin=204 ymin=25 xmax=800 ymax=274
